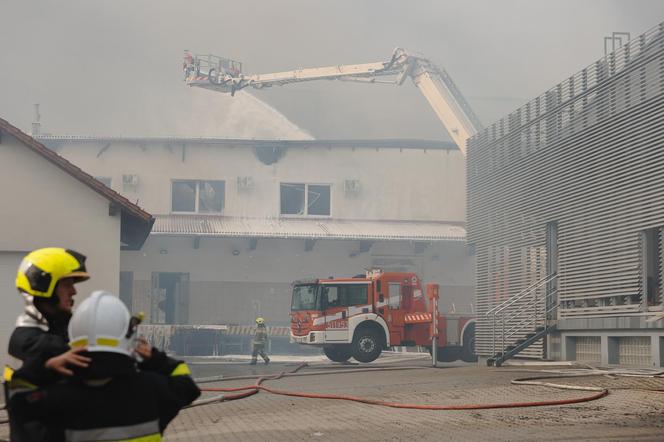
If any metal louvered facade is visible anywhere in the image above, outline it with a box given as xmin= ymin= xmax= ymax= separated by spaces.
xmin=468 ymin=22 xmax=664 ymax=364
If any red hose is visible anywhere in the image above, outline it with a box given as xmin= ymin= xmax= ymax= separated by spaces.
xmin=199 ymin=365 xmax=609 ymax=410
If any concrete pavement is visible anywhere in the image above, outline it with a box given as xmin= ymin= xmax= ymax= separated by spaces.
xmin=1 ymin=353 xmax=662 ymax=441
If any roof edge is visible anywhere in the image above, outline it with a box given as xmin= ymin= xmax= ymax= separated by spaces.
xmin=1 ymin=117 xmax=154 ymax=248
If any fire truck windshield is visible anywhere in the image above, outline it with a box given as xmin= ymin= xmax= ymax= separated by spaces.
xmin=291 ymin=284 xmax=321 ymax=311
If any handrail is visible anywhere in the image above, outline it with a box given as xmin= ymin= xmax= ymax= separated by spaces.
xmin=501 ymin=289 xmax=558 ymax=336
xmin=485 ymin=273 xmax=556 ymax=316
xmin=488 ymin=273 xmax=558 ymax=362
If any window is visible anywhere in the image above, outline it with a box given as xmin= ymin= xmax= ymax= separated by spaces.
xmin=172 ymin=180 xmax=225 ymax=213
xmin=291 ymin=285 xmax=320 ymax=311
xmin=345 ymin=285 xmax=368 ymax=305
xmin=324 ymin=286 xmax=341 ymax=308
xmin=388 ymin=282 xmax=401 ymax=309
xmin=172 ymin=181 xmax=196 ymax=212
xmin=322 ymin=284 xmax=368 ymax=308
xmin=280 ymin=183 xmax=330 ymax=216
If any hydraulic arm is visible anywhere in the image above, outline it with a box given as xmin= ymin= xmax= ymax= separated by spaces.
xmin=183 ymin=48 xmax=481 ymax=154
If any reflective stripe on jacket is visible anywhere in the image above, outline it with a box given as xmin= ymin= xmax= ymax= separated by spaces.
xmin=66 ymin=419 xmax=161 ymax=442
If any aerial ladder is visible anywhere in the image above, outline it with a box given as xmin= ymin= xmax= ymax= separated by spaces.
xmin=183 ymin=49 xmax=482 ymax=155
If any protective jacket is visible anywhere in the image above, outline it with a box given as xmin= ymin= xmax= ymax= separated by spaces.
xmin=252 ymin=326 xmax=268 ymax=347
xmin=5 ymin=304 xmax=71 ymax=441
xmin=8 ymin=349 xmax=201 ymax=442
xmin=8 ymin=304 xmax=70 ymax=383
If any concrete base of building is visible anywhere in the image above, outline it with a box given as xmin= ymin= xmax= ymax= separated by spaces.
xmin=548 ymin=330 xmax=664 ymax=368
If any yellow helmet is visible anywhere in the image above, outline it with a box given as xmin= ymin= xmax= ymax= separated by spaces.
xmin=16 ymin=248 xmax=89 ymax=299
xmin=255 ymin=317 xmax=265 ymax=325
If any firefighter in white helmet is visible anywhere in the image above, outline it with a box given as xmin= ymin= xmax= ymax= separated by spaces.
xmin=8 ymin=291 xmax=200 ymax=441
xmin=250 ymin=317 xmax=270 ymax=365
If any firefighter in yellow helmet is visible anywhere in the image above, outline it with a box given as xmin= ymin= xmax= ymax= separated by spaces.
xmin=8 ymin=291 xmax=200 ymax=441
xmin=6 ymin=248 xmax=92 ymax=442
xmin=250 ymin=317 xmax=270 ymax=365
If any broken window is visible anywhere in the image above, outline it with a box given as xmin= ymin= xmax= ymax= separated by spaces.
xmin=280 ymin=183 xmax=305 ymax=215
xmin=308 ymin=185 xmax=331 ymax=216
xmin=198 ymin=181 xmax=225 ymax=213
xmin=172 ymin=180 xmax=196 ymax=212
xmin=172 ymin=180 xmax=224 ymax=213
xmin=280 ymin=183 xmax=330 ymax=216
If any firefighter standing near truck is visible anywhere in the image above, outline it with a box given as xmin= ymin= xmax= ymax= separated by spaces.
xmin=5 ymin=247 xmax=92 ymax=442
xmin=250 ymin=317 xmax=270 ymax=365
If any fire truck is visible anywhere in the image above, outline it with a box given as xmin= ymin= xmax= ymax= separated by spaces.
xmin=290 ymin=270 xmax=476 ymax=363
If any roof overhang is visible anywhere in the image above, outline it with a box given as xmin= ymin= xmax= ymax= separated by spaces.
xmin=150 ymin=215 xmax=466 ymax=242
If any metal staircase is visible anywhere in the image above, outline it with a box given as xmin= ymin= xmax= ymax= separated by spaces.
xmin=486 ymin=273 xmax=558 ymax=367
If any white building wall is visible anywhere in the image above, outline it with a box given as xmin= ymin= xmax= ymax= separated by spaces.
xmin=53 ymin=140 xmax=465 ymax=222
xmin=0 ymin=133 xmax=121 ymax=366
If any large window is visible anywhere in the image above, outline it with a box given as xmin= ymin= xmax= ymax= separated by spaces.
xmin=280 ymin=183 xmax=330 ymax=216
xmin=172 ymin=180 xmax=225 ymax=213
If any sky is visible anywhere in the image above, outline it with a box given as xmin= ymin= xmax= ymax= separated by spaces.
xmin=1 ymin=0 xmax=664 ymax=140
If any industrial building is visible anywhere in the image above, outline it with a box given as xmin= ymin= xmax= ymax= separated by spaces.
xmin=469 ymin=22 xmax=664 ymax=367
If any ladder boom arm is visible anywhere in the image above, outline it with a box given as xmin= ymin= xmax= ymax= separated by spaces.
xmin=184 ymin=49 xmax=481 ymax=154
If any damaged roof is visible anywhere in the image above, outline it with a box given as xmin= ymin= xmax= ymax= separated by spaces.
xmin=0 ymin=118 xmax=154 ymax=250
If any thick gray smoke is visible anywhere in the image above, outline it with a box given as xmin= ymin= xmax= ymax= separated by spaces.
xmin=1 ymin=0 xmax=663 ymax=139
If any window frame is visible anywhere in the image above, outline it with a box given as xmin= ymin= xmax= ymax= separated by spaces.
xmin=171 ymin=179 xmax=225 ymax=214
xmin=321 ymin=284 xmax=369 ymax=308
xmin=279 ymin=182 xmax=332 ymax=218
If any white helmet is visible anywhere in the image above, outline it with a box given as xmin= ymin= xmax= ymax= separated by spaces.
xmin=68 ymin=290 xmax=133 ymax=355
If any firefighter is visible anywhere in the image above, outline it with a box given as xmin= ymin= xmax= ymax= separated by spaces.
xmin=5 ymin=247 xmax=92 ymax=441
xmin=250 ymin=317 xmax=270 ymax=365
xmin=183 ymin=51 xmax=194 ymax=79
xmin=8 ymin=291 xmax=201 ymax=441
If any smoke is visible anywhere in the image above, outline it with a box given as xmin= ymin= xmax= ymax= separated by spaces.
xmin=1 ymin=0 xmax=663 ymax=139
xmin=137 ymin=88 xmax=313 ymax=139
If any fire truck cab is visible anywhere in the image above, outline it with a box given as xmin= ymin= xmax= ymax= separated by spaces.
xmin=290 ymin=270 xmax=476 ymax=363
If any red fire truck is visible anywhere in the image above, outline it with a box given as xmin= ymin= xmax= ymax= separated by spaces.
xmin=290 ymin=270 xmax=476 ymax=363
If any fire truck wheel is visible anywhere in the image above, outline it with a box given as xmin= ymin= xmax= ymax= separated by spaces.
xmin=323 ymin=346 xmax=352 ymax=363
xmin=461 ymin=323 xmax=477 ymax=363
xmin=351 ymin=329 xmax=383 ymax=363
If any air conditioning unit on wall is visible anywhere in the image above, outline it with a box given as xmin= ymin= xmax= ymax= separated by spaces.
xmin=237 ymin=176 xmax=255 ymax=191
xmin=122 ymin=174 xmax=139 ymax=191
xmin=344 ymin=179 xmax=360 ymax=195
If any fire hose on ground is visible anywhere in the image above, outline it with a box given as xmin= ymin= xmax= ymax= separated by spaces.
xmin=189 ymin=362 xmax=611 ymax=411
xmin=2 ymin=365 xmax=661 ymax=425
